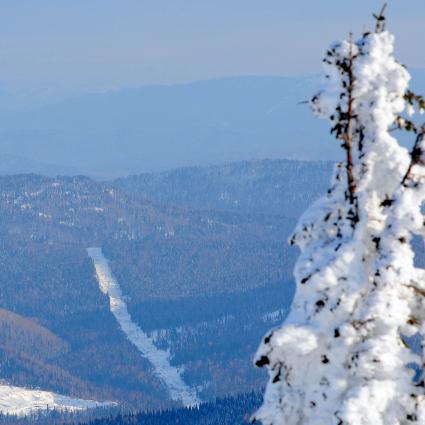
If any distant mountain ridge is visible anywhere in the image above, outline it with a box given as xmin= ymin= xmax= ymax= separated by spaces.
xmin=0 ymin=154 xmax=78 ymax=177
xmin=0 ymin=71 xmax=424 ymax=178
xmin=113 ymin=159 xmax=333 ymax=218
xmin=0 ymin=76 xmax=334 ymax=178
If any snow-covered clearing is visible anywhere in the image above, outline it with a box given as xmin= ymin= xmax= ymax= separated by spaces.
xmin=87 ymin=247 xmax=199 ymax=407
xmin=0 ymin=384 xmax=112 ymax=416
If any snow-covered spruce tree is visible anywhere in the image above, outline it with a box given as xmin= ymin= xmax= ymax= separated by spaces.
xmin=253 ymin=8 xmax=425 ymax=425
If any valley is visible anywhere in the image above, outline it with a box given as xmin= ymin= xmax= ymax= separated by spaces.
xmin=0 ymin=159 xmax=331 ymax=414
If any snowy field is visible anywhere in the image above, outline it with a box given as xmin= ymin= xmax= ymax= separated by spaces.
xmin=0 ymin=384 xmax=112 ymax=416
xmin=87 ymin=247 xmax=199 ymax=407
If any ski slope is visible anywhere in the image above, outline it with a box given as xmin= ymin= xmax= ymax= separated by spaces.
xmin=0 ymin=384 xmax=112 ymax=416
xmin=87 ymin=247 xmax=199 ymax=407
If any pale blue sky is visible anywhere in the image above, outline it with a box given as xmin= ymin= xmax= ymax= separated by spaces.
xmin=0 ymin=1 xmax=424 ymax=101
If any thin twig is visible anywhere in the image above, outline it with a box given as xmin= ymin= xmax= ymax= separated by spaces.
xmin=374 ymin=3 xmax=387 ymax=33
xmin=401 ymin=125 xmax=425 ymax=186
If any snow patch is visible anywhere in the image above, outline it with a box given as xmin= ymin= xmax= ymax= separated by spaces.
xmin=87 ymin=247 xmax=199 ymax=407
xmin=0 ymin=384 xmax=112 ymax=416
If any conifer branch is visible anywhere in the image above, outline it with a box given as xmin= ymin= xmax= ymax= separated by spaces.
xmin=256 ymin=8 xmax=425 ymax=423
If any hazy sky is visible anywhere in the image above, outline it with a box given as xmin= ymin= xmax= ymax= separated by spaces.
xmin=1 ymin=1 xmax=424 ymax=101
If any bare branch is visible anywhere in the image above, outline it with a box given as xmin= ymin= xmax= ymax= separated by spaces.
xmin=401 ymin=125 xmax=425 ymax=186
xmin=344 ymin=36 xmax=357 ymax=212
xmin=404 ymin=283 xmax=425 ymax=298
xmin=374 ymin=3 xmax=388 ymax=33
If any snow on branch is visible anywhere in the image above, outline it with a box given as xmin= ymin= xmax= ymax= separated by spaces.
xmin=253 ymin=6 xmax=425 ymax=425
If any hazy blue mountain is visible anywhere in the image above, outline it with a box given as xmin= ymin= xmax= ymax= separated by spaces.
xmin=0 ymin=154 xmax=78 ymax=177
xmin=0 ymin=72 xmax=424 ymax=179
xmin=0 ymin=76 xmax=335 ymax=178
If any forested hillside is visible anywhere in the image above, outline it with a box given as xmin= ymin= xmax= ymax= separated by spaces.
xmin=113 ymin=159 xmax=332 ymax=218
xmin=86 ymin=392 xmax=262 ymax=425
xmin=0 ymin=159 xmax=330 ymax=410
xmin=0 ymin=392 xmax=262 ymax=425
